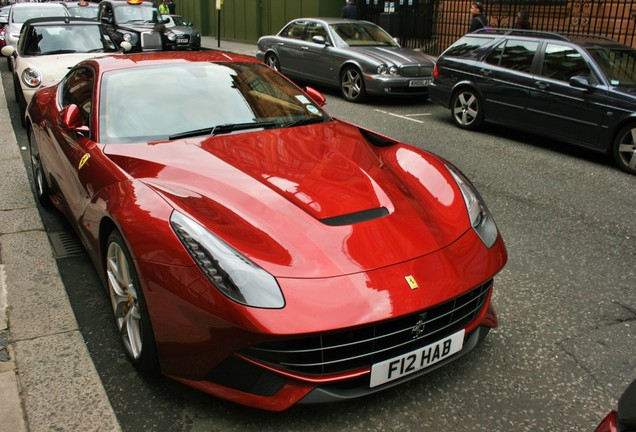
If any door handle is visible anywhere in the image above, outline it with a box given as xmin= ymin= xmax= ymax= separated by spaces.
xmin=534 ymin=81 xmax=549 ymax=90
xmin=479 ymin=69 xmax=492 ymax=77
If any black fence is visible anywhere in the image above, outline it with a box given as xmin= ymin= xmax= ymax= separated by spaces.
xmin=358 ymin=0 xmax=636 ymax=55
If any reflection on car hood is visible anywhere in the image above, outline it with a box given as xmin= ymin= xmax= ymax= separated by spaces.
xmin=169 ymin=26 xmax=198 ymax=35
xmin=104 ymin=121 xmax=469 ymax=277
xmin=351 ymin=46 xmax=436 ymax=67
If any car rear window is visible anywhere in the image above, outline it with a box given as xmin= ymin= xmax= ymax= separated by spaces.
xmin=443 ymin=36 xmax=495 ymax=57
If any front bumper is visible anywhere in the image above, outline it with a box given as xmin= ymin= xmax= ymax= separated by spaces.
xmin=364 ymin=74 xmax=432 ymax=97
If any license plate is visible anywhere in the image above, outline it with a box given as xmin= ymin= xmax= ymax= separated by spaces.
xmin=177 ymin=38 xmax=188 ymax=43
xmin=409 ymin=79 xmax=431 ymax=87
xmin=369 ymin=329 xmax=465 ymax=388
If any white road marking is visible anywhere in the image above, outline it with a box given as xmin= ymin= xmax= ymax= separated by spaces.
xmin=374 ymin=109 xmax=431 ymax=123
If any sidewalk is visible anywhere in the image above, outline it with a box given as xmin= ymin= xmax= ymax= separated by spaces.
xmin=0 ymin=37 xmax=256 ymax=432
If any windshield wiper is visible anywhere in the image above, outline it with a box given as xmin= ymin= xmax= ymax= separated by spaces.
xmin=279 ymin=116 xmax=326 ymax=128
xmin=169 ymin=121 xmax=279 ymax=140
xmin=42 ymin=49 xmax=77 ymax=55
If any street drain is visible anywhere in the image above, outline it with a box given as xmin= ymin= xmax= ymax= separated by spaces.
xmin=48 ymin=232 xmax=86 ymax=259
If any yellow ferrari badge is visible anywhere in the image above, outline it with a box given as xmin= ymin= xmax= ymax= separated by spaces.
xmin=405 ymin=275 xmax=419 ymax=290
xmin=78 ymin=153 xmax=90 ymax=170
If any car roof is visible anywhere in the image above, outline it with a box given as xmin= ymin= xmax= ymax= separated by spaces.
xmin=10 ymin=2 xmax=67 ymax=10
xmin=22 ymin=16 xmax=102 ymax=26
xmin=80 ymin=51 xmax=261 ymax=73
xmin=470 ymin=28 xmax=630 ymax=49
xmin=288 ymin=17 xmax=376 ymax=26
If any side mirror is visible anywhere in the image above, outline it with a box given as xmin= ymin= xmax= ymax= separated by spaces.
xmin=1 ymin=45 xmax=16 ymax=58
xmin=569 ymin=75 xmax=593 ymax=90
xmin=59 ymin=104 xmax=89 ymax=133
xmin=101 ymin=17 xmax=112 ymax=25
xmin=311 ymin=35 xmax=327 ymax=45
xmin=304 ymin=86 xmax=326 ymax=107
xmin=120 ymin=41 xmax=132 ymax=52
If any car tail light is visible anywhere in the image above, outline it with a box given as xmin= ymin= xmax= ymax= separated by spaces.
xmin=432 ymin=64 xmax=439 ymax=79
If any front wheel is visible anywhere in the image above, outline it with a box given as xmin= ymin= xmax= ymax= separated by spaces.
xmin=265 ymin=53 xmax=280 ymax=71
xmin=451 ymin=88 xmax=484 ymax=130
xmin=340 ymin=66 xmax=366 ymax=103
xmin=28 ymin=127 xmax=51 ymax=207
xmin=612 ymin=124 xmax=636 ymax=175
xmin=106 ymin=230 xmax=159 ymax=372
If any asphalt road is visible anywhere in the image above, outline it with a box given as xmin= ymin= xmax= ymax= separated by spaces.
xmin=2 ymin=61 xmax=635 ymax=431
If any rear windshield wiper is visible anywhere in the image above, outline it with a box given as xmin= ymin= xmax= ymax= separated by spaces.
xmin=169 ymin=121 xmax=280 ymax=140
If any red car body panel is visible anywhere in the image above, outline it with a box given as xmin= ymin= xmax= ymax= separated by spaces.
xmin=25 ymin=51 xmax=508 ymax=411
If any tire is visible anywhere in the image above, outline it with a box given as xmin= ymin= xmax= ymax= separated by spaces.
xmin=106 ymin=230 xmax=159 ymax=372
xmin=612 ymin=123 xmax=636 ymax=175
xmin=451 ymin=88 xmax=484 ymax=130
xmin=28 ymin=127 xmax=51 ymax=207
xmin=340 ymin=66 xmax=366 ymax=103
xmin=265 ymin=53 xmax=280 ymax=71
xmin=13 ymin=74 xmax=25 ymax=127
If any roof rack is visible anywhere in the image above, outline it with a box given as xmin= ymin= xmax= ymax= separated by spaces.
xmin=472 ymin=28 xmax=616 ymax=43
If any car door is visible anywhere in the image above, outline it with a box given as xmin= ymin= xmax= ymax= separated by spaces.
xmin=526 ymin=42 xmax=604 ymax=148
xmin=477 ymin=38 xmax=539 ymax=127
xmin=46 ymin=66 xmax=118 ymax=242
xmin=297 ymin=22 xmax=334 ymax=84
xmin=275 ymin=20 xmax=309 ymax=78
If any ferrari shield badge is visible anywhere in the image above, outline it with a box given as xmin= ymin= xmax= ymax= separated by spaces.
xmin=78 ymin=153 xmax=90 ymax=170
xmin=405 ymin=275 xmax=419 ymax=290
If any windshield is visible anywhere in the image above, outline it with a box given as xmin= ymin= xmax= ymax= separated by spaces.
xmin=99 ymin=62 xmax=329 ymax=143
xmin=114 ymin=4 xmax=158 ymax=24
xmin=24 ymin=24 xmax=117 ymax=55
xmin=330 ymin=22 xmax=399 ymax=47
xmin=67 ymin=5 xmax=98 ymax=19
xmin=588 ymin=46 xmax=636 ymax=87
xmin=13 ymin=6 xmax=68 ymax=23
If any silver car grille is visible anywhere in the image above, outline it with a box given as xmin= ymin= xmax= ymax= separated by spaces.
xmin=141 ymin=31 xmax=162 ymax=50
xmin=400 ymin=64 xmax=434 ymax=77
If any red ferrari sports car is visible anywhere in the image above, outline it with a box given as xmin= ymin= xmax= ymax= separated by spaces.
xmin=25 ymin=50 xmax=507 ymax=410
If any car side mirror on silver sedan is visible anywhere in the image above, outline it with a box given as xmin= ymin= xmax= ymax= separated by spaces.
xmin=311 ymin=35 xmax=329 ymax=46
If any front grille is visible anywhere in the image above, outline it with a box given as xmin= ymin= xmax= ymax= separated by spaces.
xmin=141 ymin=31 xmax=162 ymax=50
xmin=400 ymin=64 xmax=434 ymax=77
xmin=241 ymin=280 xmax=492 ymax=375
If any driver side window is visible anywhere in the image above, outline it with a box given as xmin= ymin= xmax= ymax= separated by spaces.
xmin=61 ymin=67 xmax=95 ymax=127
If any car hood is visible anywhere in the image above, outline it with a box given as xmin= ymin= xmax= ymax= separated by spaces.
xmin=104 ymin=121 xmax=470 ymax=278
xmin=352 ymin=46 xmax=436 ymax=68
xmin=18 ymin=53 xmax=116 ymax=87
xmin=169 ymin=25 xmax=198 ymax=35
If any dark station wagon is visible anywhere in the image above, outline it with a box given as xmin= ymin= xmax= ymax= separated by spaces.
xmin=429 ymin=30 xmax=636 ymax=175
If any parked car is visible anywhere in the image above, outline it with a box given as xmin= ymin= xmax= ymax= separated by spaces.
xmin=0 ymin=5 xmax=11 ymax=49
xmin=596 ymin=378 xmax=636 ymax=432
xmin=429 ymin=29 xmax=636 ymax=175
xmin=25 ymin=50 xmax=507 ymax=411
xmin=1 ymin=17 xmax=129 ymax=125
xmin=256 ymin=18 xmax=436 ymax=102
xmin=64 ymin=1 xmax=99 ymax=19
xmin=1 ymin=1 xmax=69 ymax=70
xmin=97 ymin=0 xmax=176 ymax=52
xmin=162 ymin=14 xmax=200 ymax=50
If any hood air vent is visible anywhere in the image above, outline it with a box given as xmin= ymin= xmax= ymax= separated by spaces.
xmin=320 ymin=207 xmax=389 ymax=227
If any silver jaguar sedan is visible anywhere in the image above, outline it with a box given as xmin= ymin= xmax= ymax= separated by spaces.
xmin=256 ymin=17 xmax=436 ymax=103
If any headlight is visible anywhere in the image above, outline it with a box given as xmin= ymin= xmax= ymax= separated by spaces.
xmin=122 ymin=33 xmax=132 ymax=42
xmin=170 ymin=210 xmax=285 ymax=309
xmin=166 ymin=31 xmax=176 ymax=41
xmin=21 ymin=68 xmax=41 ymax=88
xmin=389 ymin=65 xmax=398 ymax=75
xmin=377 ymin=64 xmax=388 ymax=75
xmin=447 ymin=165 xmax=499 ymax=248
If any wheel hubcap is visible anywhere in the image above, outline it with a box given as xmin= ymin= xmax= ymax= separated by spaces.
xmin=618 ymin=128 xmax=636 ymax=171
xmin=454 ymin=93 xmax=478 ymax=125
xmin=342 ymin=70 xmax=361 ymax=99
xmin=107 ymin=242 xmax=143 ymax=360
